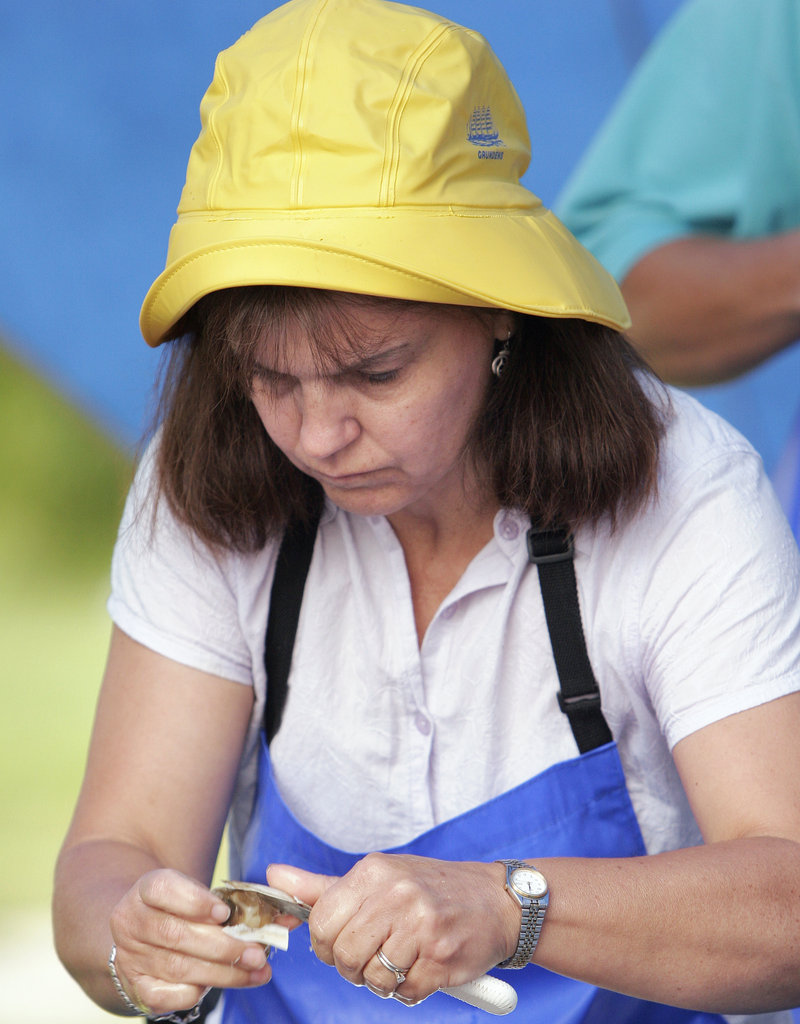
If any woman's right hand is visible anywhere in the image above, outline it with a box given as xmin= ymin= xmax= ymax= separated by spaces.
xmin=108 ymin=868 xmax=271 ymax=1017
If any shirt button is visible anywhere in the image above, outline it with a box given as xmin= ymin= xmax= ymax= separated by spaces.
xmin=414 ymin=712 xmax=432 ymax=735
xmin=499 ymin=515 xmax=520 ymax=540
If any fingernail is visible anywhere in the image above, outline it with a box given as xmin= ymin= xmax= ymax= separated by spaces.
xmin=365 ymin=982 xmax=393 ymax=1000
xmin=247 ymin=966 xmax=270 ymax=987
xmin=211 ymin=902 xmax=231 ymax=924
xmin=392 ymin=992 xmax=417 ymax=1006
xmin=240 ymin=947 xmax=267 ymax=970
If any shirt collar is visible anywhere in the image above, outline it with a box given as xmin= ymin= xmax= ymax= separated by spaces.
xmin=492 ymin=508 xmax=530 ymax=561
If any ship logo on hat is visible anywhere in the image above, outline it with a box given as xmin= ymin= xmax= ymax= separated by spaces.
xmin=467 ymin=106 xmax=505 ymax=160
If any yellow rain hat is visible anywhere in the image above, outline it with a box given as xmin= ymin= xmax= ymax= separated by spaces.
xmin=140 ymin=0 xmax=630 ymax=346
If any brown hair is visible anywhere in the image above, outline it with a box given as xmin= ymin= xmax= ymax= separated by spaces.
xmin=151 ymin=286 xmax=666 ymax=552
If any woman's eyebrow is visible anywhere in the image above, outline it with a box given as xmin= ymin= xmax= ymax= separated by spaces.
xmin=346 ymin=343 xmax=412 ymax=371
xmin=252 ymin=361 xmax=287 ymax=379
xmin=253 ymin=342 xmax=413 ymax=378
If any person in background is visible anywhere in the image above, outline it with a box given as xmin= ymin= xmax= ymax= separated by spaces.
xmin=558 ymin=0 xmax=800 ymax=536
xmin=53 ymin=2 xmax=800 ymax=1023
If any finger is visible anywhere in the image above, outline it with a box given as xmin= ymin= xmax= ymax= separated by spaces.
xmin=314 ymin=890 xmax=387 ymax=975
xmin=117 ymin=937 xmax=272 ymax=1008
xmin=110 ymin=941 xmax=228 ymax=1020
xmin=267 ymin=865 xmax=353 ymax=966
xmin=365 ymin=981 xmax=394 ymax=1000
xmin=141 ymin=950 xmax=272 ymax=995
xmin=309 ymin=853 xmax=421 ymax=974
xmin=363 ymin=945 xmax=416 ymax=998
xmin=114 ymin=917 xmax=272 ymax=994
xmin=262 ymin=865 xmax=326 ymax=930
xmin=156 ymin=927 xmax=271 ymax=983
xmin=266 ymin=863 xmax=339 ymax=908
xmin=136 ymin=869 xmax=231 ymax=925
xmin=392 ymin=990 xmax=423 ymax=1007
xmin=126 ymin=976 xmax=210 ymax=1018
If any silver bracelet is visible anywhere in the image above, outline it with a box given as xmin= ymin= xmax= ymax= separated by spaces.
xmin=108 ymin=944 xmax=204 ymax=1023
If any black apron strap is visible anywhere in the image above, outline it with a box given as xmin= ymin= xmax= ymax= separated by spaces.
xmin=527 ymin=525 xmax=613 ymax=754
xmin=263 ymin=511 xmax=321 ymax=744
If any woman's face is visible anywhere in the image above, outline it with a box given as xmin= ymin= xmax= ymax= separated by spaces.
xmin=249 ymin=298 xmax=512 ymax=521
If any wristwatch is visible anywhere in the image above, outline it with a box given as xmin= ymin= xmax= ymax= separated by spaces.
xmin=495 ymin=859 xmax=549 ymax=968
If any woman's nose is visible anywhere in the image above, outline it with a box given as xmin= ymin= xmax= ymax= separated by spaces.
xmin=298 ymin=383 xmax=360 ymax=460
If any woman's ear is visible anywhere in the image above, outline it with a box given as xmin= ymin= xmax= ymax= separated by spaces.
xmin=490 ymin=310 xmax=516 ymax=342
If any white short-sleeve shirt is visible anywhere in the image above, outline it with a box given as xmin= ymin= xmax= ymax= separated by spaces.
xmin=109 ymin=387 xmax=800 ymax=870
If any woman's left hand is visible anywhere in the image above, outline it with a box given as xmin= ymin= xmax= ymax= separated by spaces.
xmin=267 ymin=854 xmax=516 ymax=1003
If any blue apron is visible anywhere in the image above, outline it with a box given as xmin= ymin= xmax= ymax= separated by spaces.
xmin=221 ymin=740 xmax=724 ymax=1024
xmin=220 ymin=520 xmax=726 ymax=1024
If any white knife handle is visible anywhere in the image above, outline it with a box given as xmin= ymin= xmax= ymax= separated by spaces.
xmin=441 ymin=974 xmax=518 ymax=1015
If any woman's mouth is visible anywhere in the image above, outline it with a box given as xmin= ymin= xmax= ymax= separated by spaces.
xmin=311 ymin=466 xmax=396 ymax=489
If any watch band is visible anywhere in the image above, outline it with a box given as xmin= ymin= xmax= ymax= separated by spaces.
xmin=495 ymin=859 xmax=549 ymax=969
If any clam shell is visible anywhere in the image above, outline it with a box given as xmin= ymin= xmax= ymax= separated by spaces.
xmin=212 ymin=881 xmax=292 ymax=951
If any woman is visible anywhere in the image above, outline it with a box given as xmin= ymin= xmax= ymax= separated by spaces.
xmin=53 ymin=1 xmax=800 ymax=1022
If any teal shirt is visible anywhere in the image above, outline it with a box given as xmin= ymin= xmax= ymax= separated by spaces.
xmin=558 ymin=0 xmax=800 ymax=279
xmin=557 ymin=0 xmax=800 ymax=496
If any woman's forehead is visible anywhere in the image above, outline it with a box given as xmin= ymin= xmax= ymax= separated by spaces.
xmin=253 ymin=293 xmax=457 ymax=370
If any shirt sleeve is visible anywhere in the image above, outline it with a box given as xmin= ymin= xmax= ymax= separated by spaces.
xmin=630 ymin=395 xmax=800 ymax=749
xmin=556 ymin=0 xmax=793 ymax=280
xmin=107 ymin=440 xmax=255 ymax=686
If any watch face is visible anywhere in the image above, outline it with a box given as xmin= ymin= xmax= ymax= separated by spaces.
xmin=510 ymin=867 xmax=548 ymax=899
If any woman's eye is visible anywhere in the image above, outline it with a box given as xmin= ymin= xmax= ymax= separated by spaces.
xmin=360 ymin=369 xmax=399 ymax=385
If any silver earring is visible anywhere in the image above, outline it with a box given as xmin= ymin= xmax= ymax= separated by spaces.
xmin=491 ymin=330 xmax=513 ymax=378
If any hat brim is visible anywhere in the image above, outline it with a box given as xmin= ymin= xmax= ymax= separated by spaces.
xmin=140 ymin=206 xmax=630 ymax=346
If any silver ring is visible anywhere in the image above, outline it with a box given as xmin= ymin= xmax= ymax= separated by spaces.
xmin=375 ymin=947 xmax=412 ymax=986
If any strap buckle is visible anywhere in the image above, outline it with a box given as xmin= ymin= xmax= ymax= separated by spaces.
xmin=526 ymin=527 xmax=574 ymax=565
xmin=557 ymin=691 xmax=603 ymax=715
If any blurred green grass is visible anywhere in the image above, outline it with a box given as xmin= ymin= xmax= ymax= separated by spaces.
xmin=0 ymin=343 xmax=133 ymax=911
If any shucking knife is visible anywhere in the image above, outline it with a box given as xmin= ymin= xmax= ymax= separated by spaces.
xmin=213 ymin=881 xmax=518 ymax=1015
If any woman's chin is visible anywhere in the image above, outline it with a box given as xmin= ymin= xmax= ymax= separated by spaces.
xmin=320 ymin=481 xmax=410 ymax=519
